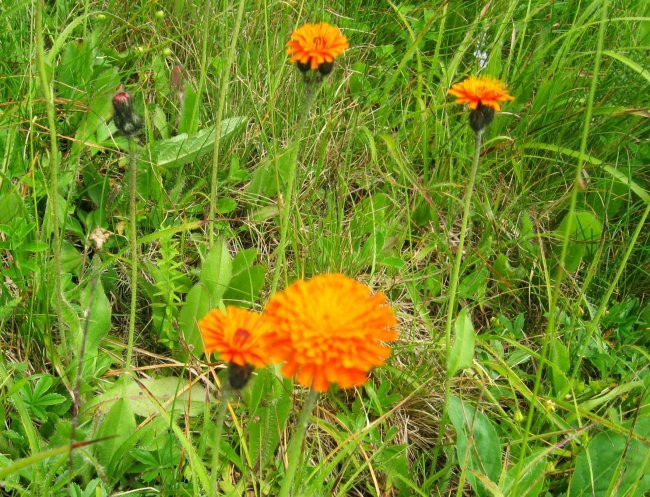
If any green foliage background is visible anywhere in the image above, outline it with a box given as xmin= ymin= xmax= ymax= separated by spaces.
xmin=0 ymin=0 xmax=648 ymax=495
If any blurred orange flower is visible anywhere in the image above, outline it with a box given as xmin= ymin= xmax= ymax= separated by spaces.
xmin=198 ymin=306 xmax=267 ymax=368
xmin=263 ymin=274 xmax=397 ymax=392
xmin=286 ymin=22 xmax=349 ymax=71
xmin=448 ymin=76 xmax=514 ymax=111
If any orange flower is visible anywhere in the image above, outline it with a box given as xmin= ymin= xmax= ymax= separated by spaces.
xmin=448 ymin=76 xmax=514 ymax=111
xmin=286 ymin=22 xmax=349 ymax=71
xmin=263 ymin=274 xmax=398 ymax=392
xmin=198 ymin=306 xmax=267 ymax=368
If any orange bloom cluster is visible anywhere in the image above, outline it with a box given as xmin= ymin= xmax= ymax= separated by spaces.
xmin=198 ymin=274 xmax=397 ymax=392
xmin=263 ymin=274 xmax=398 ymax=392
xmin=198 ymin=306 xmax=268 ymax=368
xmin=286 ymin=22 xmax=349 ymax=71
xmin=448 ymin=76 xmax=514 ymax=111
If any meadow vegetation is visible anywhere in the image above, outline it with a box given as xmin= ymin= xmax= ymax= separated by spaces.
xmin=0 ymin=0 xmax=649 ymax=496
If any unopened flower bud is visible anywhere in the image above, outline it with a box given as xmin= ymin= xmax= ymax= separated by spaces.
xmin=296 ymin=61 xmax=311 ymax=73
xmin=112 ymin=91 xmax=143 ymax=137
xmin=469 ymin=103 xmax=495 ymax=132
xmin=228 ymin=363 xmax=253 ymax=390
xmin=318 ymin=61 xmax=334 ymax=76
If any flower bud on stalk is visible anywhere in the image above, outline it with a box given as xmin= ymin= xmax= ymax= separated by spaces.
xmin=469 ymin=103 xmax=495 ymax=133
xmin=112 ymin=91 xmax=143 ymax=137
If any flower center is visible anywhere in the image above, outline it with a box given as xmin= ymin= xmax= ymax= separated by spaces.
xmin=313 ymin=36 xmax=326 ymax=49
xmin=233 ymin=327 xmax=251 ymax=347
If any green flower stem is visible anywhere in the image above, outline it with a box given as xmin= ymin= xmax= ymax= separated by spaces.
xmin=208 ymin=0 xmax=246 ymax=248
xmin=270 ymin=81 xmax=320 ymax=294
xmin=210 ymin=387 xmax=231 ymax=497
xmin=35 ymin=0 xmax=65 ymax=355
xmin=431 ymin=129 xmax=483 ymax=470
xmin=125 ymin=137 xmax=138 ymax=370
xmin=277 ymin=388 xmax=319 ymax=497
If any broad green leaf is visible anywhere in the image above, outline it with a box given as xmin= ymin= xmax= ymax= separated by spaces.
xmin=155 ymin=117 xmax=246 ymax=168
xmin=554 ymin=211 xmax=603 ymax=272
xmin=246 ymin=146 xmax=294 ymax=199
xmin=95 ymin=398 xmax=135 ymax=470
xmin=178 ymin=283 xmax=212 ymax=357
xmin=78 ymin=279 xmax=111 ymax=373
xmin=447 ymin=308 xmax=476 ymax=377
xmin=177 ymin=84 xmax=199 ymax=134
xmin=449 ymin=395 xmax=502 ymax=497
xmin=88 ymin=377 xmax=207 ymax=418
xmin=550 ymin=339 xmax=570 ymax=396
xmin=458 ymin=266 xmax=488 ymax=300
xmin=602 ymin=164 xmax=650 ymax=206
xmin=568 ymin=423 xmax=650 ymax=497
xmin=0 ymin=192 xmax=23 ymax=225
xmin=503 ymin=450 xmax=547 ymax=497
xmin=200 ymin=239 xmax=233 ymax=304
xmin=216 ymin=197 xmax=238 ymax=214
xmin=222 ymin=265 xmax=265 ymax=308
xmin=246 ymin=369 xmax=292 ymax=472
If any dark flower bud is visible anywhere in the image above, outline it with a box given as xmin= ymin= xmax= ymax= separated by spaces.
xmin=296 ymin=60 xmax=311 ymax=73
xmin=228 ymin=362 xmax=253 ymax=390
xmin=112 ymin=91 xmax=143 ymax=136
xmin=469 ymin=102 xmax=495 ymax=133
xmin=318 ymin=61 xmax=334 ymax=76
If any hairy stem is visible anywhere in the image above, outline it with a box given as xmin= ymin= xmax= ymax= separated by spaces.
xmin=431 ymin=129 xmax=483 ymax=469
xmin=125 ymin=138 xmax=138 ymax=370
xmin=278 ymin=389 xmax=319 ymax=497
xmin=35 ymin=0 xmax=65 ymax=353
xmin=270 ymin=81 xmax=320 ymax=293
xmin=210 ymin=387 xmax=231 ymax=497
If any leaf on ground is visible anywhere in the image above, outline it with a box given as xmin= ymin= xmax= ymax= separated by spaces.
xmin=87 ymin=377 xmax=207 ymax=418
xmin=155 ymin=117 xmax=247 ymax=168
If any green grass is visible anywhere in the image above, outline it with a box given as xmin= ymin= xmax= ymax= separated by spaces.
xmin=1 ymin=0 xmax=649 ymax=496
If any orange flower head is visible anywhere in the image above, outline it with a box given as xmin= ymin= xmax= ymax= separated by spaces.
xmin=198 ymin=306 xmax=268 ymax=368
xmin=286 ymin=22 xmax=349 ymax=72
xmin=448 ymin=76 xmax=514 ymax=112
xmin=263 ymin=274 xmax=398 ymax=392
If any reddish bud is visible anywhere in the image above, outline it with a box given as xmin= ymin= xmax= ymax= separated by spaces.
xmin=112 ymin=90 xmax=142 ymax=136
